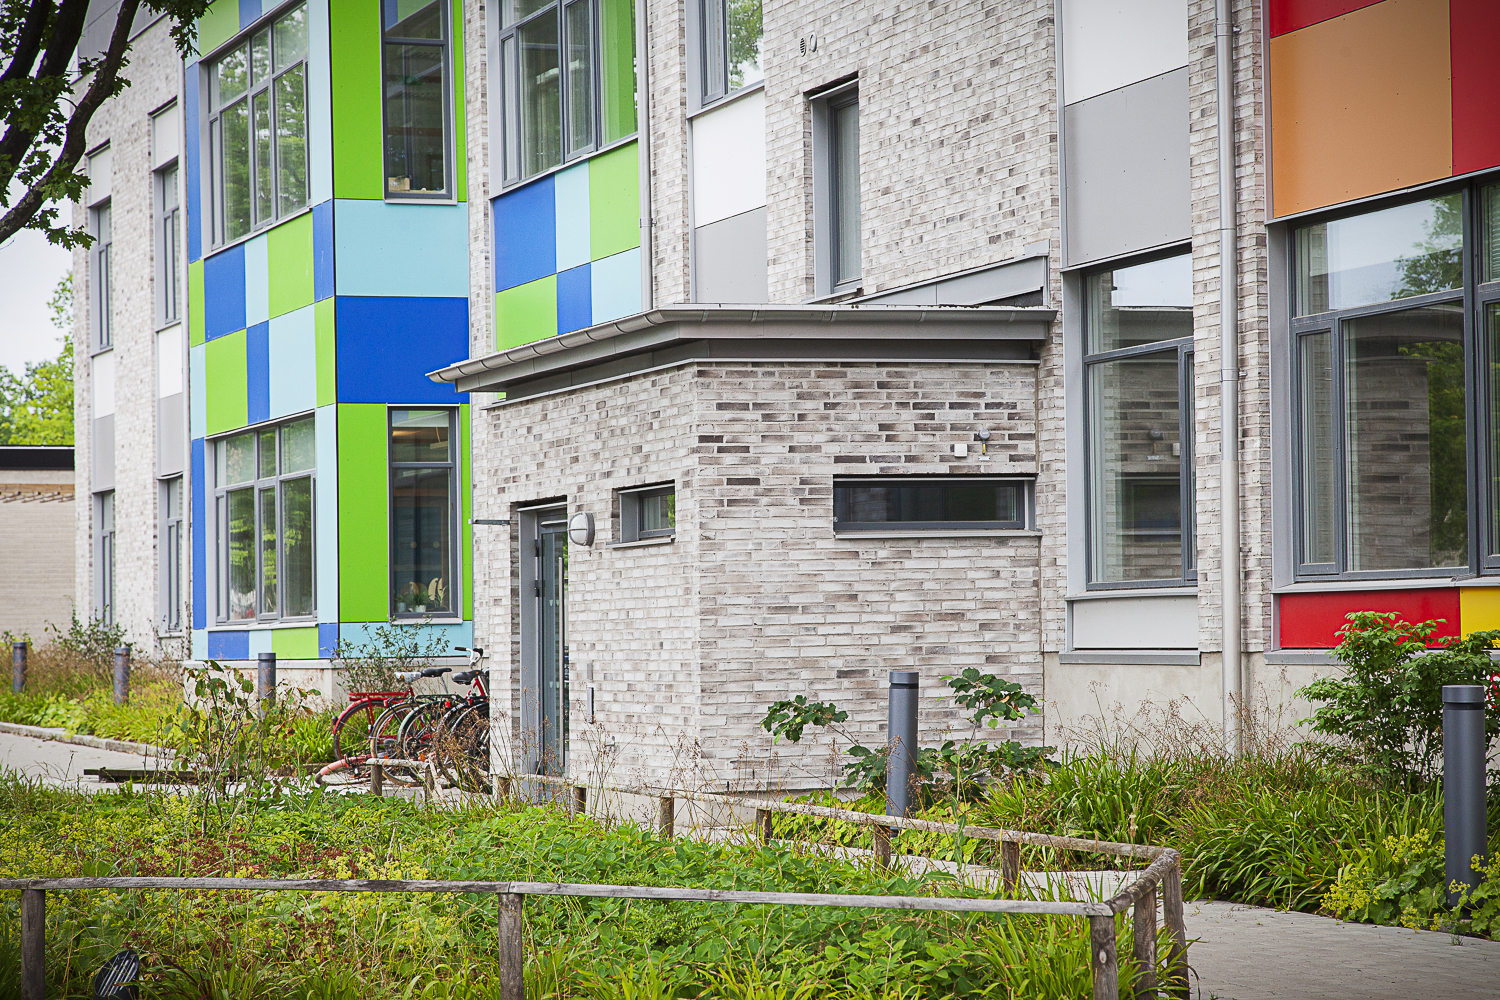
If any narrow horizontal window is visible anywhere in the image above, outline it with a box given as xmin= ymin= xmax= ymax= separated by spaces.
xmin=833 ymin=478 xmax=1030 ymax=531
xmin=618 ymin=482 xmax=675 ymax=541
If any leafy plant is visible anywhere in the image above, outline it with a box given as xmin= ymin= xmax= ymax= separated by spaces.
xmin=944 ymin=668 xmax=1036 ymax=729
xmin=334 ymin=621 xmax=452 ymax=693
xmin=1298 ymin=613 xmax=1500 ymax=785
xmin=761 ymin=696 xmax=848 ymax=744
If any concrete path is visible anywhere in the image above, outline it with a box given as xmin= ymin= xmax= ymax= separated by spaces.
xmin=0 ymin=729 xmax=164 ymax=790
xmin=1185 ymin=899 xmax=1500 ymax=999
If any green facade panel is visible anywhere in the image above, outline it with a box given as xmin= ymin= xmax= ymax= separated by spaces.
xmin=188 ymin=260 xmax=206 ymax=347
xmin=204 ymin=330 xmax=249 ymax=433
xmin=329 ymin=0 xmax=383 ymax=199
xmin=268 ymin=213 xmax=316 ymax=316
xmin=589 ymin=142 xmax=640 ymax=261
xmin=450 ymin=0 xmax=466 ymax=202
xmin=315 ymin=298 xmax=336 ymax=405
xmin=495 ymin=276 xmax=558 ymax=349
xmin=337 ymin=403 xmax=389 ymax=622
xmin=196 ymin=0 xmax=240 ymax=57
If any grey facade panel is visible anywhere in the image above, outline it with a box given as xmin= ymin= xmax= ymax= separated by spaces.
xmin=80 ymin=0 xmax=164 ymax=62
xmin=861 ymin=255 xmax=1048 ymax=306
xmin=92 ymin=414 xmax=115 ymax=491
xmin=694 ymin=208 xmax=768 ymax=304
xmin=158 ymin=392 xmax=184 ymax=476
xmin=1063 ymin=68 xmax=1190 ymax=268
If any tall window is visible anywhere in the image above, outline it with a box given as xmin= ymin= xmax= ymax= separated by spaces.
xmin=383 ymin=0 xmax=450 ymax=198
xmin=91 ymin=203 xmax=113 ymax=349
xmin=814 ymin=84 xmax=860 ymax=294
xmin=157 ymin=165 xmax=180 ymax=326
xmin=161 ymin=477 xmax=183 ymax=631
xmin=214 ymin=417 xmax=315 ymax=621
xmin=97 ymin=492 xmax=115 ymax=625
xmin=699 ymin=0 xmax=762 ymax=105
xmin=1085 ymin=252 xmax=1196 ymax=587
xmin=499 ymin=0 xmax=637 ymax=184
xmin=1291 ymin=185 xmax=1500 ymax=578
xmin=209 ymin=3 xmax=308 ymax=245
xmin=390 ymin=409 xmax=456 ymax=616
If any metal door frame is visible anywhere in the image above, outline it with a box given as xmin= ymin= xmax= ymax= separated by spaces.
xmin=518 ymin=504 xmax=567 ymax=777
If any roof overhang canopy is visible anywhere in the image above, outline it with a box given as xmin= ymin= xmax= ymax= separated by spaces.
xmin=427 ymin=304 xmax=1056 ymax=398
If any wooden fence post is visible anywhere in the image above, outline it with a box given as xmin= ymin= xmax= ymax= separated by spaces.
xmin=872 ymin=823 xmax=892 ymax=868
xmin=497 ymin=776 xmax=512 ymax=798
xmin=423 ymin=763 xmax=436 ymax=805
xmin=21 ymin=887 xmax=44 ymax=1000
xmin=754 ymin=808 xmax=772 ymax=844
xmin=571 ymin=784 xmax=586 ymax=816
xmin=1162 ymin=858 xmax=1188 ymax=999
xmin=370 ymin=762 xmax=384 ymax=796
xmin=657 ymin=796 xmax=674 ymax=838
xmin=1088 ymin=914 xmax=1119 ymax=1000
xmin=1000 ymin=839 xmax=1021 ymax=893
xmin=498 ymin=892 xmax=525 ymax=1000
xmin=1132 ymin=886 xmax=1157 ymax=999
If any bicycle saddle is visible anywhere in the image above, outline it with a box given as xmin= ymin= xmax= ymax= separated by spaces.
xmin=394 ymin=670 xmax=423 ymax=683
xmin=421 ymin=666 xmax=453 ymax=678
xmin=453 ymin=669 xmax=479 ymax=684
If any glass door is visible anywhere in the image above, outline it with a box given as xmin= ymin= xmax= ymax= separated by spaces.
xmin=537 ymin=513 xmax=568 ymax=775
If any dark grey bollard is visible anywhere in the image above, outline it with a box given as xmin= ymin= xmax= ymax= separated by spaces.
xmin=886 ymin=670 xmax=919 ymax=819
xmin=1444 ymin=684 xmax=1488 ymax=907
xmin=112 ymin=646 xmax=130 ymax=705
xmin=12 ymin=641 xmax=26 ymax=694
xmin=257 ymin=652 xmax=277 ymax=712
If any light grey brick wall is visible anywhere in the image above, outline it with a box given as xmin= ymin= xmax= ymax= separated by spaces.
xmin=70 ymin=19 xmax=184 ymax=655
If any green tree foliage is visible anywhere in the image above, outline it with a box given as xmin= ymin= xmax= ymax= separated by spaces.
xmin=1298 ymin=611 xmax=1500 ymax=786
xmin=0 ymin=0 xmax=212 ymax=248
xmin=0 ymin=272 xmax=74 ymax=444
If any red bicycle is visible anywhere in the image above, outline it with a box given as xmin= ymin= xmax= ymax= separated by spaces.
xmin=320 ymin=666 xmax=453 ymax=782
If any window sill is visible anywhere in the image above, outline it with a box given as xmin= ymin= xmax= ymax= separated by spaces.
xmin=1272 ymin=577 xmax=1463 ymax=594
xmin=689 ymin=81 xmax=765 ymax=120
xmin=834 ymin=529 xmax=1039 ymax=539
xmin=1067 ymin=587 xmax=1198 ymax=602
xmin=211 ymin=619 xmax=320 ymax=630
xmin=803 ymin=285 xmax=864 ymax=305
xmin=89 ymin=345 xmax=114 ymax=359
xmin=382 ymin=193 xmax=458 ymax=206
xmin=1058 ymin=651 xmax=1201 ymax=666
xmin=388 ymin=615 xmax=466 ymax=624
xmin=607 ymin=536 xmax=675 ymax=549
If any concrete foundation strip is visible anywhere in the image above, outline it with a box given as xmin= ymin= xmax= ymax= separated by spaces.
xmin=0 ymin=720 xmax=174 ymax=758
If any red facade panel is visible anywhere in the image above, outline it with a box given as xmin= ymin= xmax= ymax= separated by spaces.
xmin=1278 ymin=589 xmax=1461 ymax=648
xmin=1268 ymin=0 xmax=1386 ymax=36
xmin=1450 ymin=0 xmax=1500 ymax=175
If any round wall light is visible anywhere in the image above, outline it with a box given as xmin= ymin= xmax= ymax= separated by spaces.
xmin=568 ymin=511 xmax=596 ymax=547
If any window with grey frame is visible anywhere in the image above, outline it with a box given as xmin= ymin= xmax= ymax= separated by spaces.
xmin=1084 ymin=252 xmax=1196 ymax=588
xmin=157 ymin=165 xmax=180 ymax=326
xmin=1291 ymin=182 xmax=1500 ymax=579
xmin=383 ymin=0 xmax=451 ymax=198
xmin=498 ymin=0 xmax=637 ymax=185
xmin=97 ymin=491 xmax=115 ymax=626
xmin=91 ymin=202 xmax=113 ymax=349
xmin=698 ymin=0 xmax=762 ymax=106
xmin=390 ymin=409 xmax=457 ymax=616
xmin=214 ymin=417 xmax=316 ymax=622
xmin=814 ymin=83 xmax=860 ymax=294
xmin=161 ymin=477 xmax=183 ymax=631
xmin=207 ymin=3 xmax=308 ymax=246
xmin=618 ymin=482 xmax=674 ymax=541
xmin=833 ymin=477 xmax=1031 ymax=531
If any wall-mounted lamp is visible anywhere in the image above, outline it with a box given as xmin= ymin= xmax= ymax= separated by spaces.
xmin=567 ymin=511 xmax=596 ymax=547
xmin=976 ymin=428 xmax=991 ymax=456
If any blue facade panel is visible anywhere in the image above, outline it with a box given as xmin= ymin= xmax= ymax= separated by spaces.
xmin=207 ymin=630 xmax=250 ymax=661
xmin=556 ymin=263 xmax=592 ymax=335
xmin=494 ymin=175 xmax=556 ymax=291
xmin=334 ymin=296 xmax=470 ymax=403
xmin=246 ymin=321 xmax=271 ymax=425
xmin=239 ymin=0 xmax=263 ymax=29
xmin=204 ymin=244 xmax=247 ymax=339
xmin=313 ymin=199 xmax=335 ymax=301
xmin=318 ymin=623 xmax=339 ymax=659
xmin=185 ymin=65 xmax=202 ymax=263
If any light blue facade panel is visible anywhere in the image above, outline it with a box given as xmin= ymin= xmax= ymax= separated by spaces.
xmin=553 ymin=162 xmax=591 ymax=271
xmin=333 ymin=200 xmax=469 ymax=298
xmin=189 ymin=343 xmax=208 ymax=438
xmin=338 ymin=620 xmax=472 ymax=655
xmin=192 ymin=629 xmax=208 ymax=660
xmin=591 ymin=247 xmax=642 ymax=324
xmin=315 ymin=403 xmax=339 ymax=624
xmin=268 ymin=305 xmax=317 ymax=418
xmin=248 ymin=629 xmax=274 ymax=655
xmin=244 ymin=233 xmax=270 ymax=327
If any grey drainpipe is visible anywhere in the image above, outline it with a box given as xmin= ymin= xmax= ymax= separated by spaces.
xmin=636 ymin=0 xmax=654 ymax=310
xmin=1216 ymin=0 xmax=1242 ymax=753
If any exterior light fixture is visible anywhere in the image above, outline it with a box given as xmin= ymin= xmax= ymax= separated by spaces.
xmin=568 ymin=511 xmax=596 ymax=547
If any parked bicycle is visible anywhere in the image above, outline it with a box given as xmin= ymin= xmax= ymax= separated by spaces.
xmin=320 ymin=666 xmax=454 ymax=784
xmin=400 ymin=647 xmax=489 ymax=793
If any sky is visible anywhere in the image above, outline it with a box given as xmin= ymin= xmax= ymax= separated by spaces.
xmin=0 ymin=219 xmax=74 ymax=376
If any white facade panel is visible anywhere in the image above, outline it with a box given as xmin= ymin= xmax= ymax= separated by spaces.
xmin=151 ymin=102 xmax=179 ymax=168
xmin=92 ymin=350 xmax=115 ymax=417
xmin=1072 ymin=595 xmax=1198 ymax=649
xmin=691 ymin=89 xmax=767 ymax=228
xmin=1060 ymin=0 xmax=1188 ymax=104
xmin=87 ymin=146 xmax=112 ymax=205
xmin=157 ymin=327 xmax=183 ymax=398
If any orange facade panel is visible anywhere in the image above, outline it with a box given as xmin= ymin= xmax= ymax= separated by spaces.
xmin=1270 ymin=0 xmax=1452 ymax=217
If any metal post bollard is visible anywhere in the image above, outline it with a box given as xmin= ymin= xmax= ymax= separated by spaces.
xmin=886 ymin=671 xmax=919 ymax=820
xmin=257 ymin=652 xmax=277 ymax=713
xmin=12 ymin=640 xmax=26 ymax=694
xmin=1444 ymin=684 xmax=1488 ymax=907
xmin=113 ymin=645 xmax=131 ymax=705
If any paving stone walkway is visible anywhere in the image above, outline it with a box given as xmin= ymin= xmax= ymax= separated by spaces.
xmin=0 ymin=729 xmax=160 ymax=790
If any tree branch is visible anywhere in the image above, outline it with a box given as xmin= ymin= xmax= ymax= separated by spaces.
xmin=0 ymin=0 xmax=55 ymax=86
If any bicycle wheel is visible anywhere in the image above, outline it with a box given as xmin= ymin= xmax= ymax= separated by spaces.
xmin=331 ymin=699 xmax=382 ymax=777
xmin=437 ymin=702 xmax=490 ymax=793
xmin=370 ymin=699 xmax=424 ymax=786
xmin=397 ymin=698 xmax=454 ymax=770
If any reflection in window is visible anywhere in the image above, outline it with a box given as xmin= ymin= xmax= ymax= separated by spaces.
xmin=97 ymin=492 xmax=115 ymax=625
xmin=1085 ymin=254 xmax=1195 ymax=586
xmin=833 ymin=479 xmax=1028 ymax=530
xmin=500 ymin=0 xmax=637 ymax=184
xmin=161 ymin=477 xmax=183 ymax=632
xmin=92 ymin=203 xmax=113 ymax=349
xmin=209 ymin=4 xmax=308 ymax=244
xmin=383 ymin=0 xmax=450 ymax=197
xmin=1294 ymin=193 xmax=1462 ymax=316
xmin=391 ymin=409 xmax=455 ymax=615
xmin=1298 ymin=331 xmax=1336 ymax=567
xmin=700 ymin=0 xmax=763 ymax=104
xmin=619 ymin=483 xmax=676 ymax=541
xmin=213 ymin=416 xmax=316 ymax=621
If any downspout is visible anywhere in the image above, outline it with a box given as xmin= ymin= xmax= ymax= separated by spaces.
xmin=635 ymin=0 xmax=654 ymax=310
xmin=1215 ymin=0 xmax=1242 ymax=753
